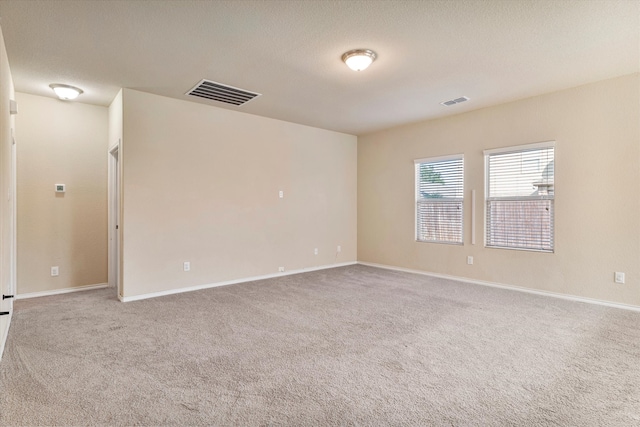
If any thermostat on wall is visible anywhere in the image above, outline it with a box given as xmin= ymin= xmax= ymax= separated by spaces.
xmin=55 ymin=184 xmax=65 ymax=193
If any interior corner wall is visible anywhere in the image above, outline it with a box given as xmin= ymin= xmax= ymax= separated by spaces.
xmin=358 ymin=73 xmax=640 ymax=307
xmin=0 ymin=24 xmax=16 ymax=359
xmin=16 ymin=92 xmax=108 ymax=295
xmin=120 ymin=89 xmax=357 ymax=298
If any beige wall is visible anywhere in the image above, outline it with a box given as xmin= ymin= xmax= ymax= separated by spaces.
xmin=358 ymin=73 xmax=640 ymax=306
xmin=16 ymin=93 xmax=108 ymax=294
xmin=108 ymin=89 xmax=122 ymax=149
xmin=121 ymin=89 xmax=357 ymax=298
xmin=0 ymin=24 xmax=15 ymax=357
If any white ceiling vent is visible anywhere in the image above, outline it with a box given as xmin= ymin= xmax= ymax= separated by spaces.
xmin=186 ymin=79 xmax=261 ymax=106
xmin=440 ymin=96 xmax=469 ymax=106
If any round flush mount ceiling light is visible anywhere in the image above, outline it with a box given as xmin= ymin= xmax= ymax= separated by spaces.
xmin=341 ymin=49 xmax=377 ymax=71
xmin=49 ymin=83 xmax=84 ymax=100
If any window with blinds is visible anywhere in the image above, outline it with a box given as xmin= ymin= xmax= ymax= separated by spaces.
xmin=414 ymin=155 xmax=464 ymax=244
xmin=485 ymin=142 xmax=555 ymax=252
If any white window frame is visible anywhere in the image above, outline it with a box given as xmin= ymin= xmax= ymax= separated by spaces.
xmin=414 ymin=154 xmax=464 ymax=245
xmin=484 ymin=141 xmax=555 ymax=252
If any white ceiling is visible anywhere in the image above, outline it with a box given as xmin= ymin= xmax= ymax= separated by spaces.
xmin=0 ymin=0 xmax=638 ymax=135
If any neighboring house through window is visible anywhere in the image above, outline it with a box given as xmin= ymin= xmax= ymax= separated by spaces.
xmin=484 ymin=141 xmax=555 ymax=252
xmin=414 ymin=155 xmax=464 ymax=244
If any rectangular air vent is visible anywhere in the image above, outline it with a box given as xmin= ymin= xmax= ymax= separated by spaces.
xmin=186 ymin=79 xmax=261 ymax=106
xmin=440 ymin=96 xmax=469 ymax=106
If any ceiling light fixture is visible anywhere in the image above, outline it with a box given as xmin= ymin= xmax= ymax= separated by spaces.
xmin=49 ymin=83 xmax=84 ymax=100
xmin=342 ymin=49 xmax=377 ymax=71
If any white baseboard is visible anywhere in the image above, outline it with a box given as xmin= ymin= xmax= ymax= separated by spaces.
xmin=358 ymin=261 xmax=640 ymax=313
xmin=121 ymin=261 xmax=358 ymax=302
xmin=16 ymin=283 xmax=109 ymax=300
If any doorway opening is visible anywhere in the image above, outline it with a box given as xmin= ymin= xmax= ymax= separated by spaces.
xmin=108 ymin=142 xmax=121 ymax=298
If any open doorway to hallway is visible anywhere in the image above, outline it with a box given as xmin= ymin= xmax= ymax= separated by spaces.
xmin=108 ymin=141 xmax=120 ymax=298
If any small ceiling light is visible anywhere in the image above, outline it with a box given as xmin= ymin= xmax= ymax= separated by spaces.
xmin=49 ymin=84 xmax=83 ymax=100
xmin=342 ymin=49 xmax=377 ymax=71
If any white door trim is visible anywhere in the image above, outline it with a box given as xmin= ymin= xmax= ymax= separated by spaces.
xmin=107 ymin=141 xmax=121 ymax=297
xmin=10 ymin=129 xmax=16 ymax=297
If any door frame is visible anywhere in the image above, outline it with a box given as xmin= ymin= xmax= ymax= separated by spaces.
xmin=10 ymin=129 xmax=16 ymax=297
xmin=107 ymin=141 xmax=121 ymax=297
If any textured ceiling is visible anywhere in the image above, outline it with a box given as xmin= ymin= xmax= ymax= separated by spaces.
xmin=0 ymin=0 xmax=638 ymax=135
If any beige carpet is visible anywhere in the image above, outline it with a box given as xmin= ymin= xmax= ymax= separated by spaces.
xmin=1 ymin=265 xmax=639 ymax=426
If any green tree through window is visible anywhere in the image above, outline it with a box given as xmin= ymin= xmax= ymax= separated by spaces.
xmin=419 ymin=165 xmax=444 ymax=198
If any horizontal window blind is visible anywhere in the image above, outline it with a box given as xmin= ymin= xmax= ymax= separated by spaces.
xmin=417 ymin=200 xmax=463 ymax=243
xmin=486 ymin=145 xmax=554 ymax=251
xmin=486 ymin=199 xmax=553 ymax=250
xmin=415 ymin=156 xmax=464 ymax=244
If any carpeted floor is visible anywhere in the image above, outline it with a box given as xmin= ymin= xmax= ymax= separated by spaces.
xmin=1 ymin=265 xmax=639 ymax=426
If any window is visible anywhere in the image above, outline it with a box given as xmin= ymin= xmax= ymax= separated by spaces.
xmin=485 ymin=142 xmax=555 ymax=252
xmin=415 ymin=155 xmax=464 ymax=244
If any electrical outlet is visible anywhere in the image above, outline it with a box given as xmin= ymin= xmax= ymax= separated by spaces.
xmin=614 ymin=272 xmax=625 ymax=284
xmin=278 ymin=266 xmax=285 ymax=272
xmin=183 ymin=261 xmax=190 ymax=272
xmin=337 ymin=245 xmax=341 ymax=253
xmin=51 ymin=266 xmax=59 ymax=276
xmin=279 ymin=190 xmax=284 ymax=199
xmin=314 ymin=248 xmax=318 ymax=255
xmin=467 ymin=256 xmax=473 ymax=265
